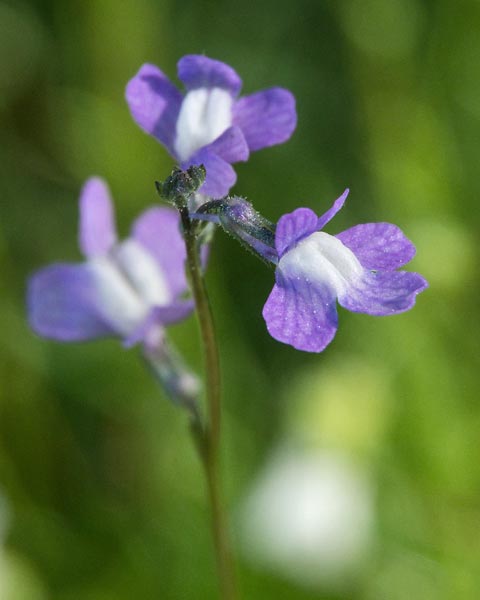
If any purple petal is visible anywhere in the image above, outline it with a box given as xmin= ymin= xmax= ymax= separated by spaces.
xmin=275 ymin=208 xmax=318 ymax=257
xmin=336 ymin=222 xmax=416 ymax=270
xmin=131 ymin=207 xmax=187 ymax=297
xmin=317 ymin=189 xmax=349 ymax=231
xmin=233 ymin=87 xmax=297 ymax=151
xmin=186 ymin=148 xmax=237 ymax=198
xmin=79 ymin=177 xmax=117 ymax=258
xmin=124 ymin=301 xmax=194 ymax=348
xmin=205 ymin=125 xmax=249 ymax=163
xmin=28 ymin=264 xmax=113 ymax=341
xmin=263 ymin=275 xmax=339 ymax=353
xmin=177 ymin=55 xmax=242 ymax=96
xmin=152 ymin=301 xmax=194 ymax=324
xmin=338 ymin=270 xmax=428 ymax=316
xmin=125 ymin=63 xmax=183 ymax=154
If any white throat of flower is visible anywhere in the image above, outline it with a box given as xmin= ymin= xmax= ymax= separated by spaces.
xmin=279 ymin=232 xmax=364 ymax=297
xmin=88 ymin=239 xmax=172 ymax=337
xmin=174 ymin=87 xmax=233 ymax=162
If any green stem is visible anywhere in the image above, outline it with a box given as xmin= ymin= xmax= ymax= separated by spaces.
xmin=180 ymin=207 xmax=238 ymax=600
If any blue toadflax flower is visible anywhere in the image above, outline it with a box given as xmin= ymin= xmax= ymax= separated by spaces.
xmin=28 ymin=177 xmax=193 ymax=350
xmin=126 ymin=55 xmax=297 ymax=199
xmin=263 ymin=190 xmax=428 ymax=352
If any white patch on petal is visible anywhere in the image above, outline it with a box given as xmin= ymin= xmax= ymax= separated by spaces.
xmin=174 ymin=87 xmax=232 ymax=161
xmin=88 ymin=240 xmax=172 ymax=337
xmin=279 ymin=232 xmax=364 ymax=297
xmin=114 ymin=240 xmax=171 ymax=306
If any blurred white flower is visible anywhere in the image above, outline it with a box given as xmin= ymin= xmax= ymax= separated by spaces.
xmin=240 ymin=446 xmax=375 ymax=589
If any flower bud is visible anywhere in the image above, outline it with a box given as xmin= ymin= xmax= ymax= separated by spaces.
xmin=195 ymin=196 xmax=278 ymax=264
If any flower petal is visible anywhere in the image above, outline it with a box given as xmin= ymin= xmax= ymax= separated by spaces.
xmin=28 ymin=264 xmax=114 ymax=341
xmin=233 ymin=87 xmax=297 ymax=151
xmin=186 ymin=148 xmax=237 ymax=198
xmin=263 ymin=275 xmax=339 ymax=353
xmin=317 ymin=189 xmax=349 ymax=231
xmin=79 ymin=177 xmax=117 ymax=258
xmin=131 ymin=207 xmax=187 ymax=297
xmin=206 ymin=125 xmax=249 ymax=163
xmin=275 ymin=208 xmax=318 ymax=257
xmin=151 ymin=301 xmax=194 ymax=324
xmin=336 ymin=223 xmax=416 ymax=270
xmin=125 ymin=63 xmax=183 ymax=153
xmin=177 ymin=55 xmax=242 ymax=96
xmin=338 ymin=270 xmax=428 ymax=316
xmin=124 ymin=301 xmax=194 ymax=348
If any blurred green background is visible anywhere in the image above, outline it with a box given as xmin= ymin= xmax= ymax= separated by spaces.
xmin=1 ymin=0 xmax=479 ymax=598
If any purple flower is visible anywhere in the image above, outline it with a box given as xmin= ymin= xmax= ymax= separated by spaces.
xmin=126 ymin=55 xmax=297 ymax=199
xmin=263 ymin=191 xmax=428 ymax=352
xmin=28 ymin=177 xmax=193 ymax=350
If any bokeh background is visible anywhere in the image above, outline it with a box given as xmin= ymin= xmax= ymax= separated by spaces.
xmin=1 ymin=0 xmax=479 ymax=598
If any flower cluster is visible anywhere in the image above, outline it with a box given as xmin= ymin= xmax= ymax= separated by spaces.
xmin=24 ymin=54 xmax=429 ymax=600
xmin=28 ymin=53 xmax=427 ymax=400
